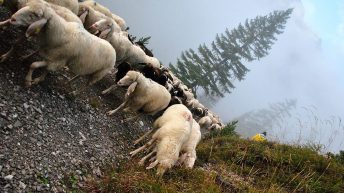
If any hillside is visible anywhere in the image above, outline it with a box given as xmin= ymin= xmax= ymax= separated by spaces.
xmin=79 ymin=128 xmax=344 ymax=193
xmin=0 ymin=6 xmax=153 ymax=193
xmin=1 ymin=5 xmax=344 ymax=193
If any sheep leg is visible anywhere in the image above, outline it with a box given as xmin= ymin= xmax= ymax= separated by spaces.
xmin=20 ymin=50 xmax=39 ymax=61
xmin=176 ymin=153 xmax=187 ymax=166
xmin=146 ymin=160 xmax=159 ymax=170
xmin=25 ymin=61 xmax=48 ymax=87
xmin=107 ymin=101 xmax=127 ymax=116
xmin=31 ymin=70 xmax=48 ymax=85
xmin=102 ymin=84 xmax=116 ymax=95
xmin=138 ymin=150 xmax=156 ymax=166
xmin=133 ymin=129 xmax=153 ymax=145
xmin=149 ymin=156 xmax=157 ymax=162
xmin=0 ymin=19 xmax=10 ymax=29
xmin=0 ymin=36 xmax=25 ymax=63
xmin=129 ymin=138 xmax=156 ymax=157
xmin=64 ymin=75 xmax=80 ymax=85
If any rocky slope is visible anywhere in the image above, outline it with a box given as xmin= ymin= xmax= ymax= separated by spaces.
xmin=0 ymin=7 xmax=152 ymax=193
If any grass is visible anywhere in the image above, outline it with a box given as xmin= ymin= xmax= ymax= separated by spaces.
xmin=74 ymin=123 xmax=344 ymax=193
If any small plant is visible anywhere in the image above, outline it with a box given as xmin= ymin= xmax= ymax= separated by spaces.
xmin=37 ymin=174 xmax=49 ymax=185
xmin=206 ymin=121 xmax=239 ymax=139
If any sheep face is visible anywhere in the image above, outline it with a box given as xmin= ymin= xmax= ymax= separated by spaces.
xmin=90 ymin=18 xmax=114 ymax=39
xmin=10 ymin=4 xmax=45 ymax=27
xmin=156 ymin=159 xmax=174 ymax=177
xmin=117 ymin=71 xmax=139 ymax=86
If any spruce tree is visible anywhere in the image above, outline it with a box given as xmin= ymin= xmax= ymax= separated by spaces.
xmin=170 ymin=9 xmax=293 ymax=98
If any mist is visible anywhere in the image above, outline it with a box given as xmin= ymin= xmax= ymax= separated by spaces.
xmin=98 ymin=0 xmax=344 ymax=152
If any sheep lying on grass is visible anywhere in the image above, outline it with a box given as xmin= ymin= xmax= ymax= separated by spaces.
xmin=130 ymin=104 xmax=193 ymax=176
xmin=177 ymin=119 xmax=201 ymax=168
xmin=10 ymin=0 xmax=116 ymax=94
xmin=91 ymin=18 xmax=160 ymax=68
xmin=105 ymin=70 xmax=171 ymax=119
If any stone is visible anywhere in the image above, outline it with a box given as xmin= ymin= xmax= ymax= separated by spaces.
xmin=4 ymin=174 xmax=14 ymax=180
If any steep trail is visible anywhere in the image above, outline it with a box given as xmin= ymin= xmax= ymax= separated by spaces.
xmin=0 ymin=7 xmax=152 ymax=192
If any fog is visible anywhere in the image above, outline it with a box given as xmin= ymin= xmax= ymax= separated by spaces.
xmin=98 ymin=0 xmax=344 ymax=152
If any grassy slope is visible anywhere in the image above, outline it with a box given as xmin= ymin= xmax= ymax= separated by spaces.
xmin=74 ymin=124 xmax=344 ymax=193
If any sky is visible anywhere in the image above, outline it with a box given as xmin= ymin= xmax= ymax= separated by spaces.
xmin=98 ymin=0 xmax=344 ymax=151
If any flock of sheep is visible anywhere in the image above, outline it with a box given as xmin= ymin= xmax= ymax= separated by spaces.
xmin=0 ymin=0 xmax=225 ymax=176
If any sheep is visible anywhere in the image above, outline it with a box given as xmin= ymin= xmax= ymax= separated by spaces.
xmin=10 ymin=0 xmax=116 ymax=93
xmin=0 ymin=0 xmax=81 ymax=62
xmin=198 ymin=115 xmax=212 ymax=130
xmin=79 ymin=0 xmax=127 ymax=31
xmin=177 ymin=119 xmax=201 ymax=168
xmin=191 ymin=107 xmax=208 ymax=117
xmin=105 ymin=70 xmax=171 ymax=119
xmin=77 ymin=4 xmax=117 ymax=34
xmin=0 ymin=0 xmax=79 ymax=14
xmin=130 ymin=104 xmax=193 ymax=176
xmin=91 ymin=18 xmax=160 ymax=68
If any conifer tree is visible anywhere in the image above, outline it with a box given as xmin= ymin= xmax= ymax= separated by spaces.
xmin=170 ymin=9 xmax=293 ymax=98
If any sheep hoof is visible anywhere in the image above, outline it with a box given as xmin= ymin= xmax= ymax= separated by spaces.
xmin=106 ymin=111 xmax=114 ymax=116
xmin=25 ymin=81 xmax=32 ymax=88
xmin=101 ymin=89 xmax=110 ymax=95
xmin=0 ymin=54 xmax=9 ymax=63
xmin=31 ymin=79 xmax=41 ymax=85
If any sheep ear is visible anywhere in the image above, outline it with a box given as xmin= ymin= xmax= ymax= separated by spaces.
xmin=99 ymin=28 xmax=111 ymax=39
xmin=25 ymin=18 xmax=47 ymax=38
xmin=125 ymin=82 xmax=137 ymax=97
xmin=35 ymin=9 xmax=44 ymax=18
xmin=79 ymin=9 xmax=88 ymax=24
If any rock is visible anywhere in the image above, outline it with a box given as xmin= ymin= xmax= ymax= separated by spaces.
xmin=19 ymin=181 xmax=26 ymax=189
xmin=92 ymin=167 xmax=102 ymax=177
xmin=4 ymin=174 xmax=14 ymax=180
xmin=13 ymin=120 xmax=22 ymax=128
xmin=23 ymin=103 xmax=29 ymax=109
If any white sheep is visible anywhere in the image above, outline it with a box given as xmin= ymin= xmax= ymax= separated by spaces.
xmin=0 ymin=0 xmax=81 ymax=62
xmin=0 ymin=0 xmax=79 ymax=14
xmin=10 ymin=0 xmax=116 ymax=93
xmin=177 ymin=119 xmax=201 ymax=168
xmin=198 ymin=115 xmax=212 ymax=130
xmin=105 ymin=70 xmax=171 ymax=118
xmin=91 ymin=18 xmax=160 ymax=68
xmin=77 ymin=3 xmax=113 ymax=34
xmin=79 ymin=0 xmax=127 ymax=31
xmin=130 ymin=104 xmax=193 ymax=176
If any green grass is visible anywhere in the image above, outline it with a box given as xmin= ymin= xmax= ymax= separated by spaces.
xmin=75 ymin=124 xmax=344 ymax=193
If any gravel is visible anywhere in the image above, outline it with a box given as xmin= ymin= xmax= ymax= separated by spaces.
xmin=0 ymin=7 xmax=153 ymax=193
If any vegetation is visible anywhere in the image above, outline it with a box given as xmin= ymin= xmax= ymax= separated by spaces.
xmin=76 ymin=123 xmax=344 ymax=193
xmin=170 ymin=9 xmax=293 ymax=99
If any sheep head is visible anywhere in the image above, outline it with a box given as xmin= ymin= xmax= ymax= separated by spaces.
xmin=90 ymin=18 xmax=115 ymax=39
xmin=117 ymin=71 xmax=140 ymax=87
xmin=10 ymin=1 xmax=48 ymax=37
xmin=184 ymin=153 xmax=197 ymax=168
